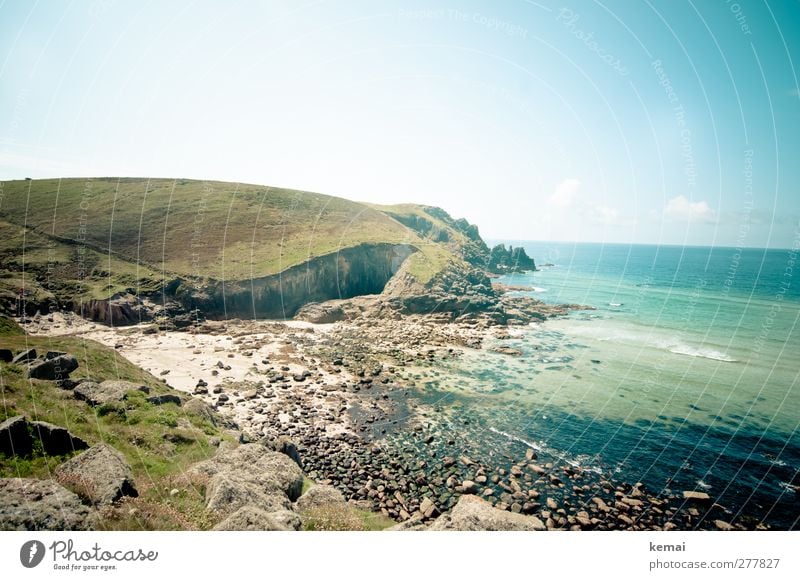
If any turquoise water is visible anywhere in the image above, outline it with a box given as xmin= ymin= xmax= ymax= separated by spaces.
xmin=413 ymin=243 xmax=799 ymax=529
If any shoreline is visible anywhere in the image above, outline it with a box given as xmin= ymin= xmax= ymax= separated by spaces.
xmin=19 ymin=309 xmax=754 ymax=531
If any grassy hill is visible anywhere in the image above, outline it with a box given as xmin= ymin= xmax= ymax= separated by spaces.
xmin=0 ymin=178 xmax=492 ymax=317
xmin=0 ymin=316 xmax=232 ymax=529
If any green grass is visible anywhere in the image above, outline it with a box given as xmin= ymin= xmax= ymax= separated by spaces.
xmin=0 ymin=177 xmax=481 ymax=301
xmin=0 ymin=334 xmax=230 ymax=529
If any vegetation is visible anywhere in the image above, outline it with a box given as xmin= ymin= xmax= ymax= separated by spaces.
xmin=0 ymin=325 xmax=230 ymax=529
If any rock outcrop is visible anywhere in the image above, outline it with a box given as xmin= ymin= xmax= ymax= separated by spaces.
xmin=27 ymin=354 xmax=79 ymax=380
xmin=0 ymin=478 xmax=92 ymax=530
xmin=55 ymin=444 xmax=138 ymax=505
xmin=427 ymin=495 xmax=546 ymax=531
xmin=73 ymin=380 xmax=149 ymax=406
xmin=0 ymin=416 xmax=33 ymax=457
xmin=0 ymin=415 xmax=87 ymax=457
xmin=212 ymin=506 xmax=297 ymax=531
xmin=188 ymin=443 xmax=304 ymax=517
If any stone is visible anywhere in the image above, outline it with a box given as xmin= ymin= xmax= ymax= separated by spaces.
xmin=0 ymin=478 xmax=92 ymax=530
xmin=0 ymin=416 xmax=32 ymax=457
xmin=146 ymin=394 xmax=182 ymax=406
xmin=419 ymin=496 xmax=439 ymax=518
xmin=546 ymin=497 xmax=558 ymax=510
xmin=461 ymin=480 xmax=477 ymax=494
xmin=27 ymin=354 xmax=78 ymax=380
xmin=525 ymin=448 xmax=536 ymax=461
xmin=429 ymin=495 xmax=546 ymax=531
xmin=30 ymin=421 xmax=89 ymax=455
xmin=212 ymin=506 xmax=293 ymax=531
xmin=55 ymin=444 xmax=138 ymax=505
xmin=261 ymin=436 xmax=302 ymax=469
xmin=714 ymin=519 xmax=734 ymax=531
xmin=0 ymin=348 xmax=12 ymax=362
xmin=295 ymin=484 xmax=347 ymax=512
xmin=188 ymin=443 xmax=304 ymax=516
xmin=73 ymin=380 xmax=148 ymax=406
xmin=682 ymin=491 xmax=711 ymax=502
xmin=11 ymin=348 xmax=36 ymax=364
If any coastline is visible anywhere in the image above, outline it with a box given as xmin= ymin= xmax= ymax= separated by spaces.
xmin=17 ymin=298 xmax=751 ymax=531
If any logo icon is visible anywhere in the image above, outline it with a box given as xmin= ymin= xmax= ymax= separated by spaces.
xmin=20 ymin=540 xmax=46 ymax=568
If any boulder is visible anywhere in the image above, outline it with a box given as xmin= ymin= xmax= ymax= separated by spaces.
xmin=188 ymin=443 xmax=304 ymax=517
xmin=295 ymin=484 xmax=347 ymax=513
xmin=386 ymin=514 xmax=429 ymax=531
xmin=11 ymin=348 xmax=36 ymax=364
xmin=419 ymin=496 xmax=439 ymax=519
xmin=55 ymin=444 xmax=138 ymax=505
xmin=182 ymin=398 xmax=236 ymax=429
xmin=428 ymin=495 xmax=546 ymax=531
xmin=261 ymin=436 xmax=302 ymax=469
xmin=0 ymin=348 xmax=12 ymax=362
xmin=31 ymin=421 xmax=89 ymax=455
xmin=146 ymin=394 xmax=182 ymax=406
xmin=682 ymin=491 xmax=711 ymax=503
xmin=0 ymin=478 xmax=92 ymax=530
xmin=0 ymin=415 xmax=32 ymax=457
xmin=212 ymin=506 xmax=293 ymax=531
xmin=73 ymin=380 xmax=148 ymax=406
xmin=27 ymin=354 xmax=78 ymax=380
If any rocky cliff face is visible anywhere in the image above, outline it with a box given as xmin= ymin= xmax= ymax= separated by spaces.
xmin=178 ymin=243 xmax=417 ymax=319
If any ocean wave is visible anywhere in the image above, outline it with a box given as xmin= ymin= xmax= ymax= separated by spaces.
xmin=552 ymin=322 xmax=738 ymax=363
xmin=489 ymin=426 xmax=603 ymax=474
xmin=669 ymin=345 xmax=738 ymax=363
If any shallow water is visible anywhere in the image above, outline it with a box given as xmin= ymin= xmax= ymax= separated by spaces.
xmin=402 ymin=243 xmax=800 ymax=529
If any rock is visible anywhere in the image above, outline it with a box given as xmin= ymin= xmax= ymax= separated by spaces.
xmin=27 ymin=354 xmax=78 ymax=380
xmin=525 ymin=448 xmax=536 ymax=461
xmin=419 ymin=497 xmax=439 ymax=518
xmin=30 ymin=421 xmax=88 ymax=455
xmin=261 ymin=436 xmax=302 ymax=469
xmin=146 ymin=394 xmax=182 ymax=406
xmin=188 ymin=443 xmax=304 ymax=516
xmin=429 ymin=495 xmax=546 ymax=531
xmin=546 ymin=497 xmax=558 ymax=510
xmin=194 ymin=385 xmax=208 ymax=395
xmin=714 ymin=519 xmax=734 ymax=531
xmin=682 ymin=490 xmax=711 ymax=502
xmin=268 ymin=509 xmax=303 ymax=531
xmin=295 ymin=484 xmax=347 ymax=512
xmin=0 ymin=348 xmax=12 ymax=362
xmin=461 ymin=480 xmax=477 ymax=494
xmin=11 ymin=348 xmax=36 ymax=364
xmin=0 ymin=478 xmax=92 ymax=530
xmin=212 ymin=506 xmax=293 ymax=531
xmin=0 ymin=416 xmax=32 ymax=457
xmin=55 ymin=444 xmax=138 ymax=505
xmin=386 ymin=514 xmax=428 ymax=531
xmin=73 ymin=380 xmax=148 ymax=406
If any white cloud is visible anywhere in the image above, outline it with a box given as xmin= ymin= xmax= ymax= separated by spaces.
xmin=661 ymin=195 xmax=716 ymax=223
xmin=548 ymin=178 xmax=581 ymax=209
xmin=587 ymin=204 xmax=620 ymax=225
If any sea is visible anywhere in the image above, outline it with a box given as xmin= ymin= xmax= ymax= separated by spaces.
xmin=398 ymin=242 xmax=799 ymax=529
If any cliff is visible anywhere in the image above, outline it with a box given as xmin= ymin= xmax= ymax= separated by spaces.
xmin=0 ymin=177 xmax=533 ymax=324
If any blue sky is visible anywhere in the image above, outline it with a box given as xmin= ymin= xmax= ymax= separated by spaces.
xmin=1 ymin=0 xmax=798 ymax=247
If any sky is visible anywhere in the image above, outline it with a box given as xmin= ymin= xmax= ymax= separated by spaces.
xmin=1 ymin=0 xmax=798 ymax=248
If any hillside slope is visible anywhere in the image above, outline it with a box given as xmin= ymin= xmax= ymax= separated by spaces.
xmin=0 ymin=177 xmax=533 ymax=322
